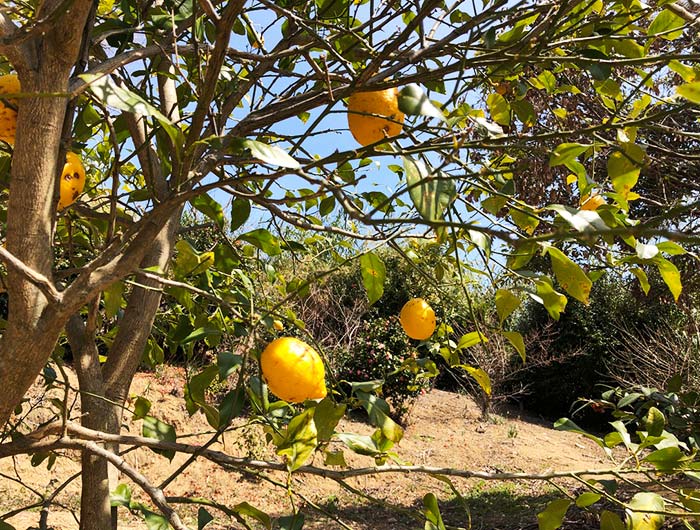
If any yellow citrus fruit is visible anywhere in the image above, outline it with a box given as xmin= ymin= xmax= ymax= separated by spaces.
xmin=580 ymin=193 xmax=605 ymax=211
xmin=260 ymin=337 xmax=327 ymax=403
xmin=0 ymin=74 xmax=20 ymax=145
xmin=347 ymin=88 xmax=404 ymax=146
xmin=272 ymin=319 xmax=284 ymax=331
xmin=399 ymin=298 xmax=436 ymax=340
xmin=58 ymin=152 xmax=86 ymax=211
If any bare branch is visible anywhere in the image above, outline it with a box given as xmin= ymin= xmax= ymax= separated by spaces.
xmin=59 ymin=438 xmax=189 ymax=530
xmin=0 ymin=246 xmax=62 ymax=304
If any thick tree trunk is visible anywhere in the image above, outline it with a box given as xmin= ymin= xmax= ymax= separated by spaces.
xmin=0 ymin=0 xmax=94 ymax=427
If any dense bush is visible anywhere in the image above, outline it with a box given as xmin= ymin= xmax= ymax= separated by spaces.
xmin=500 ymin=271 xmax=692 ymax=423
xmin=334 ymin=315 xmax=428 ymax=422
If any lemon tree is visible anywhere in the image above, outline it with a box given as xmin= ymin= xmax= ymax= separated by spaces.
xmin=0 ymin=0 xmax=698 ymax=529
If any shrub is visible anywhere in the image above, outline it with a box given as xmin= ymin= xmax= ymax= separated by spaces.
xmin=334 ymin=314 xmax=428 ymax=422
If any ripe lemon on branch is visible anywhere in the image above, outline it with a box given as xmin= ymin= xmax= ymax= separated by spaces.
xmin=347 ymin=87 xmax=404 ymax=146
xmin=260 ymin=337 xmax=327 ymax=403
xmin=399 ymin=298 xmax=436 ymax=340
xmin=58 ymin=152 xmax=86 ymax=211
xmin=0 ymin=74 xmax=20 ymax=145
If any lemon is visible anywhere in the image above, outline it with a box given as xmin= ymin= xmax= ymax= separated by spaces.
xmin=58 ymin=152 xmax=86 ymax=211
xmin=399 ymin=298 xmax=436 ymax=340
xmin=0 ymin=74 xmax=20 ymax=145
xmin=580 ymin=193 xmax=605 ymax=211
xmin=347 ymin=88 xmax=404 ymax=146
xmin=260 ymin=337 xmax=327 ymax=403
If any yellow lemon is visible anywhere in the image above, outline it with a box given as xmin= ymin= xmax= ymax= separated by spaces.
xmin=580 ymin=193 xmax=605 ymax=211
xmin=58 ymin=152 xmax=86 ymax=211
xmin=0 ymin=74 xmax=20 ymax=145
xmin=347 ymin=88 xmax=404 ymax=146
xmin=399 ymin=298 xmax=436 ymax=340
xmin=260 ymin=337 xmax=327 ymax=403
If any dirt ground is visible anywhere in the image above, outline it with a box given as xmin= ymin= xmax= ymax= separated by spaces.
xmin=1 ymin=366 xmax=618 ymax=530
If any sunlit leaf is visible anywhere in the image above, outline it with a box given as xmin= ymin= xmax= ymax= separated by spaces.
xmin=537 ymin=498 xmax=571 ymax=530
xmin=548 ymin=247 xmax=592 ymax=305
xmin=190 ymin=193 xmax=225 ymax=229
xmin=503 ymin=331 xmax=526 ymax=362
xmin=656 ymin=257 xmax=682 ymax=301
xmin=486 ymin=92 xmax=511 ymax=126
xmin=626 ymin=492 xmax=665 ymax=530
xmin=243 ymin=139 xmax=300 ymax=169
xmin=398 ymin=84 xmax=446 ymax=121
xmin=403 ymin=156 xmax=456 ymax=223
xmin=533 ymin=277 xmax=568 ymax=320
xmin=275 ymin=409 xmax=318 ymax=471
xmin=360 ymin=252 xmax=386 ymax=305
xmin=648 ymin=8 xmax=686 ymax=40
xmin=549 ymin=143 xmax=591 ymax=167
xmin=600 ymin=510 xmax=625 ymax=530
xmin=495 ymin=289 xmax=521 ymax=324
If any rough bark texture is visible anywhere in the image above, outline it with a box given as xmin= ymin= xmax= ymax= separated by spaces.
xmin=0 ymin=0 xmax=94 ymax=428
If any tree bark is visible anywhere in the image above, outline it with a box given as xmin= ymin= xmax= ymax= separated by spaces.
xmin=0 ymin=0 xmax=94 ymax=428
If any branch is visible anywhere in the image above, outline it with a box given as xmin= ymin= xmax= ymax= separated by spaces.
xmin=58 ymin=438 xmax=189 ymax=530
xmin=0 ymin=246 xmax=62 ymax=304
xmin=1 ymin=422 xmax=657 ymax=483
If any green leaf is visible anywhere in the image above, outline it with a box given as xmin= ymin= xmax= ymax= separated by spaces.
xmin=503 ymin=331 xmax=526 ymax=362
xmin=626 ymin=492 xmax=665 ymax=530
xmin=275 ymin=409 xmax=318 ymax=471
xmin=219 ymin=387 xmax=245 ymax=426
xmin=142 ymin=416 xmax=177 ymax=461
xmin=581 ymin=48 xmax=611 ymax=80
xmin=233 ymin=502 xmax=272 ymax=529
xmin=357 ymin=391 xmax=403 ymax=443
xmin=462 ymin=366 xmax=491 ymax=396
xmin=644 ymin=407 xmax=665 ymax=437
xmin=656 ymin=257 xmax=682 ymax=301
xmin=132 ymin=396 xmax=152 ymax=421
xmin=82 ymin=73 xmax=184 ymax=151
xmin=656 ymin=241 xmax=686 ymax=255
xmin=600 ymin=510 xmax=625 ymax=530
xmin=509 ymin=207 xmax=540 ymax=235
xmin=677 ymin=82 xmax=700 ymax=104
xmin=314 ymin=397 xmax=347 ymax=442
xmin=648 ymin=8 xmax=686 ymax=40
xmin=0 ymin=521 xmax=17 ymax=530
xmin=533 ymin=278 xmax=568 ymax=320
xmin=110 ymin=483 xmax=132 ymax=507
xmin=103 ymin=281 xmax=125 ymax=319
xmin=243 ymin=139 xmax=300 ymax=169
xmin=486 ymin=92 xmax=511 ymax=126
xmin=230 ymin=198 xmax=252 ymax=232
xmin=190 ymin=193 xmax=224 ymax=228
xmin=278 ymin=513 xmax=305 ymax=530
xmin=630 ymin=267 xmax=651 ymax=295
xmin=609 ymin=143 xmax=645 ymax=197
xmin=403 ymin=156 xmax=456 ymax=223
xmin=495 ymin=289 xmax=521 ymax=324
xmin=547 ymin=205 xmax=607 ymax=233
xmin=336 ymin=432 xmax=383 ymax=456
xmin=324 ymin=449 xmax=347 ymax=466
xmin=553 ymin=418 xmax=604 ymax=448
xmin=575 ymin=492 xmax=600 ymax=508
xmin=537 ymin=498 xmax=571 ymax=530
xmin=360 ymin=252 xmax=386 ymax=305
xmin=457 ymin=331 xmax=489 ymax=350
xmin=549 ymin=143 xmax=591 ymax=167
xmin=398 ymin=84 xmax=446 ymax=121
xmin=548 ymin=247 xmax=592 ymax=305
xmin=423 ymin=493 xmax=447 ymax=530
xmin=198 ymin=507 xmax=214 ymax=529
xmin=240 ymin=229 xmax=282 ymax=256
xmin=144 ymin=511 xmax=170 ymax=530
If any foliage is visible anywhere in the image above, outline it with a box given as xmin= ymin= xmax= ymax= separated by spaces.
xmin=503 ymin=272 xmax=692 ymax=421
xmin=0 ymin=0 xmax=699 ymax=528
xmin=335 ymin=314 xmax=429 ymax=422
